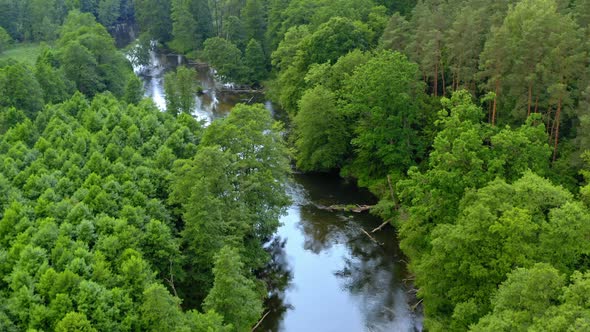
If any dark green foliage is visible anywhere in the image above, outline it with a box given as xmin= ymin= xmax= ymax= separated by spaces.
xmin=170 ymin=103 xmax=290 ymax=303
xmin=294 ymin=85 xmax=348 ymax=171
xmin=35 ymin=48 xmax=75 ymax=105
xmin=170 ymin=0 xmax=198 ymax=54
xmin=0 ymin=62 xmax=44 ymax=116
xmin=241 ymin=0 xmax=266 ymax=43
xmin=58 ymin=11 xmax=133 ymax=97
xmin=97 ymin=0 xmax=122 ymax=27
xmin=133 ymin=0 xmax=173 ymax=42
xmin=202 ymin=37 xmax=245 ymax=83
xmin=244 ymin=39 xmax=267 ymax=85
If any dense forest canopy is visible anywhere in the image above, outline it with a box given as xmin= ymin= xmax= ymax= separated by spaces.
xmin=2 ymin=0 xmax=590 ymax=331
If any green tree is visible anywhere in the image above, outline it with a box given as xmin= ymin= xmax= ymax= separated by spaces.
xmin=380 ymin=12 xmax=409 ymax=52
xmin=303 ymin=16 xmax=370 ymax=66
xmin=55 ymin=312 xmax=97 ymax=332
xmin=123 ymin=73 xmax=144 ymax=104
xmin=97 ymin=0 xmax=121 ymax=27
xmin=164 ymin=66 xmax=199 ymax=116
xmin=343 ymin=50 xmax=427 ymax=183
xmin=294 ymin=85 xmax=349 ymax=171
xmin=35 ymin=49 xmax=74 ymax=104
xmin=243 ymin=38 xmax=267 ymax=85
xmin=170 ymin=0 xmax=198 ymax=54
xmin=472 ymin=264 xmax=565 ymax=331
xmin=133 ymin=0 xmax=173 ymax=42
xmin=0 ymin=62 xmax=44 ymax=116
xmin=241 ymin=0 xmax=265 ymax=43
xmin=61 ymin=41 xmax=102 ymax=96
xmin=140 ymin=283 xmax=185 ymax=331
xmin=0 ymin=26 xmax=11 ymax=53
xmin=222 ymin=16 xmax=246 ymax=49
xmin=202 ymin=37 xmax=245 ymax=82
xmin=203 ymin=246 xmax=263 ymax=332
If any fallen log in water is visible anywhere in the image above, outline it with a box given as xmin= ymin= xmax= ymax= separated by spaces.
xmin=316 ymin=204 xmax=374 ymax=213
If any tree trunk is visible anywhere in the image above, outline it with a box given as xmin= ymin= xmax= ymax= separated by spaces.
xmin=527 ymin=83 xmax=533 ymax=117
xmin=434 ymin=62 xmax=438 ymax=97
xmin=553 ymin=97 xmax=562 ymax=162
xmin=441 ymin=59 xmax=446 ymax=97
xmin=492 ymin=80 xmax=499 ymax=126
xmin=534 ymin=96 xmax=539 ymax=114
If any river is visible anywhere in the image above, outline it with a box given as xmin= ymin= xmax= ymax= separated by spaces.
xmin=134 ymin=51 xmax=423 ymax=332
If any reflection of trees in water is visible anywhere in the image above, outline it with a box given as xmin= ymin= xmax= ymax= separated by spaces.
xmin=297 ymin=206 xmax=355 ymax=254
xmin=336 ymin=226 xmax=420 ymax=331
xmin=257 ymin=237 xmax=293 ymax=331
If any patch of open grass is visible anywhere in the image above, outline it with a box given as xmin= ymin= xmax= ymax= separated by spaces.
xmin=0 ymin=43 xmax=43 ymax=66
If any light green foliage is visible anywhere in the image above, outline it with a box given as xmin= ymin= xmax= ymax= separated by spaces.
xmin=164 ymin=66 xmax=199 ymax=116
xmin=473 ymin=265 xmax=590 ymax=331
xmin=342 ymin=51 xmax=428 ymax=182
xmin=203 ymin=246 xmax=263 ymax=332
xmin=398 ymin=91 xmax=550 ymax=261
xmin=140 ymin=283 xmax=185 ymax=331
xmin=55 ymin=312 xmax=97 ymax=332
xmin=271 ymin=25 xmax=310 ymax=113
xmin=414 ymin=172 xmax=590 ymax=329
xmin=0 ymin=26 xmax=11 ymax=53
xmin=0 ymin=92 xmax=203 ymax=329
xmin=184 ymin=310 xmax=232 ymax=332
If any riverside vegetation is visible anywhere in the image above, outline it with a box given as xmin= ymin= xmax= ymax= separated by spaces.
xmin=2 ymin=0 xmax=590 ymax=331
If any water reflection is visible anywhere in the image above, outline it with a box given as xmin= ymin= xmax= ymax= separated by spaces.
xmin=133 ymin=50 xmax=267 ymax=126
xmin=260 ymin=173 xmax=422 ymax=331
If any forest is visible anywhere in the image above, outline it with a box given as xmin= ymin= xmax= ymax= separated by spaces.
xmin=1 ymin=0 xmax=590 ymax=331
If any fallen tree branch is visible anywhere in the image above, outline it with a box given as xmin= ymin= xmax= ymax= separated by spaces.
xmin=251 ymin=311 xmax=270 ymax=331
xmin=316 ymin=204 xmax=374 ymax=213
xmin=410 ymin=299 xmax=423 ymax=312
xmin=361 ymin=228 xmax=381 ymax=245
xmin=371 ymin=219 xmax=391 ymax=233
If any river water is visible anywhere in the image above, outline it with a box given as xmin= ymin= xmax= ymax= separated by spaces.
xmin=134 ymin=51 xmax=423 ymax=332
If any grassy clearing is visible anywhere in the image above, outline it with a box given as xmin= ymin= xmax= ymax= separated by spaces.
xmin=0 ymin=43 xmax=43 ymax=66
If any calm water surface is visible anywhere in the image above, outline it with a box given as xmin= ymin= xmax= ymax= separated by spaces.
xmin=134 ymin=49 xmax=423 ymax=332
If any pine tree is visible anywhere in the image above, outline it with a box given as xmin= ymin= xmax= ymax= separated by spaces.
xmin=170 ymin=0 xmax=198 ymax=54
xmin=203 ymin=247 xmax=263 ymax=332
